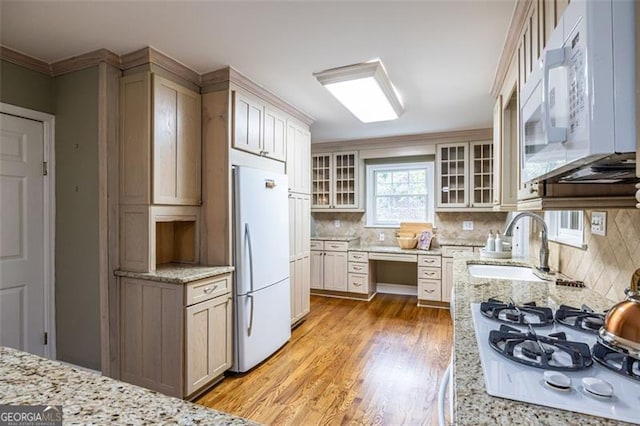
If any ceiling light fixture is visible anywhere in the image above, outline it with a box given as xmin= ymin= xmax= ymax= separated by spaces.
xmin=314 ymin=60 xmax=404 ymax=123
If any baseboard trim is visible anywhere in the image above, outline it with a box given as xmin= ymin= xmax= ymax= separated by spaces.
xmin=310 ymin=290 xmax=376 ymax=302
xmin=376 ymin=283 xmax=417 ymax=296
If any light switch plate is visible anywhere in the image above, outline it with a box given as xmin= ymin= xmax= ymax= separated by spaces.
xmin=334 ymin=220 xmax=341 ymax=228
xmin=379 ymin=233 xmax=385 ymax=242
xmin=591 ymin=212 xmax=606 ymax=236
xmin=463 ymin=221 xmax=474 ymax=231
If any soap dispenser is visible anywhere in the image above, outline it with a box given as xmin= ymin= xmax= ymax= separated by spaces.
xmin=486 ymin=230 xmax=495 ymax=252
xmin=495 ymin=230 xmax=503 ymax=252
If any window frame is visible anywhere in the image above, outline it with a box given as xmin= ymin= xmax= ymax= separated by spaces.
xmin=545 ymin=210 xmax=586 ymax=249
xmin=365 ymin=161 xmax=434 ymax=228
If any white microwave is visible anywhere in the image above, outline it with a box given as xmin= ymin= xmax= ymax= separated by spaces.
xmin=520 ymin=0 xmax=636 ymax=184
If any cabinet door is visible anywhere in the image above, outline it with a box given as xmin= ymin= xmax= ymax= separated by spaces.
xmin=287 ymin=121 xmax=311 ymax=194
xmin=120 ymin=278 xmax=183 ymax=398
xmin=323 ymin=251 xmax=348 ymax=291
xmin=152 ymin=75 xmax=201 ymax=205
xmin=290 ymin=260 xmax=297 ymax=323
xmin=263 ymin=107 xmax=286 ymax=162
xmin=332 ymin=152 xmax=358 ymax=208
xmin=469 ymin=141 xmax=494 ymax=208
xmin=310 ymin=251 xmax=324 ymax=290
xmin=185 ymin=294 xmax=232 ymax=396
xmin=300 ymin=255 xmax=310 ymax=316
xmin=288 ymin=195 xmax=296 ymax=259
xmin=233 ymin=91 xmax=263 ymax=156
xmin=436 ymin=143 xmax=469 ymax=208
xmin=442 ymin=258 xmax=454 ymax=303
xmin=291 ymin=256 xmax=310 ymax=324
xmin=311 ymin=154 xmax=332 ymax=209
xmin=493 ymin=97 xmax=502 ymax=207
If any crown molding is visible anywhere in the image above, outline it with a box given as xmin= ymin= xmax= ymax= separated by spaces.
xmin=312 ymin=127 xmax=492 ymax=151
xmin=202 ymin=66 xmax=314 ymax=126
xmin=0 ymin=45 xmax=51 ymax=75
xmin=51 ymin=49 xmax=120 ymax=76
xmin=490 ymin=0 xmax=533 ymax=98
xmin=121 ymin=47 xmax=201 ymax=88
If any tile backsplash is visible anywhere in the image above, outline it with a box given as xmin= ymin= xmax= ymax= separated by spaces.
xmin=311 ymin=211 xmax=508 ymax=246
xmin=530 ymin=209 xmax=640 ymax=303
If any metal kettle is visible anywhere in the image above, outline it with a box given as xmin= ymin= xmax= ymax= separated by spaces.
xmin=599 ymin=269 xmax=640 ymax=358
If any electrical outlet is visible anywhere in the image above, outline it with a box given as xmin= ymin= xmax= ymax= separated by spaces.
xmin=591 ymin=212 xmax=606 ymax=236
xmin=379 ymin=233 xmax=385 ymax=242
xmin=334 ymin=220 xmax=341 ymax=228
xmin=463 ymin=221 xmax=474 ymax=231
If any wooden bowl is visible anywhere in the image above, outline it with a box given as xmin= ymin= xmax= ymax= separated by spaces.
xmin=397 ymin=237 xmax=418 ymax=249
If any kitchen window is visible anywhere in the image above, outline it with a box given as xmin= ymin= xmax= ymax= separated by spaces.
xmin=366 ymin=161 xmax=434 ymax=227
xmin=545 ymin=210 xmax=585 ymax=248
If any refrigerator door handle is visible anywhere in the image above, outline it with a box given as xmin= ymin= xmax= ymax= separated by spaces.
xmin=247 ymin=294 xmax=255 ymax=336
xmin=245 ymin=223 xmax=255 ymax=293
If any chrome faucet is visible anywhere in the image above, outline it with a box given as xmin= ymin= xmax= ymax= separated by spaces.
xmin=503 ymin=212 xmax=550 ymax=272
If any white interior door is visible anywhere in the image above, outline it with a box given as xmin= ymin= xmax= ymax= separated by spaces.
xmin=0 ymin=113 xmax=46 ymax=356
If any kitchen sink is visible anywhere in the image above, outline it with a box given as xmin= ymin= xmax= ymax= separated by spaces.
xmin=467 ymin=264 xmax=546 ymax=282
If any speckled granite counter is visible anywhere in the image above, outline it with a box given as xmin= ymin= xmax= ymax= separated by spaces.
xmin=451 ymin=254 xmax=630 ymax=426
xmin=436 ymin=238 xmax=486 ymax=247
xmin=115 ymin=263 xmax=234 ymax=284
xmin=0 ymin=346 xmax=257 ymax=425
xmin=311 ymin=236 xmax=360 ymax=242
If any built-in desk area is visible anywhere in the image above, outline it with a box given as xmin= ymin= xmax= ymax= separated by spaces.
xmin=310 ymin=237 xmax=484 ymax=308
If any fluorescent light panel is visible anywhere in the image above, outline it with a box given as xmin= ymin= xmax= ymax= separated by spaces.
xmin=314 ymin=60 xmax=403 ymax=123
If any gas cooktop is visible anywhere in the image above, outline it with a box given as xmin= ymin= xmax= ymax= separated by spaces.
xmin=471 ymin=303 xmax=640 ymax=424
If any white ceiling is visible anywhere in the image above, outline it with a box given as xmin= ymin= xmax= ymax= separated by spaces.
xmin=0 ymin=1 xmax=514 ymax=143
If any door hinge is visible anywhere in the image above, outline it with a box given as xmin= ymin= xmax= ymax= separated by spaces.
xmin=44 ymin=332 xmax=48 ymax=345
xmin=42 ymin=161 xmax=48 ymax=176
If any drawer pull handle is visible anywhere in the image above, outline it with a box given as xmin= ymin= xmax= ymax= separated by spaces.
xmin=425 ymin=271 xmax=435 ymax=276
xmin=354 ymin=255 xmax=362 ymax=259
xmin=203 ymin=285 xmax=218 ymax=294
xmin=353 ymin=266 xmax=363 ymax=271
xmin=353 ymin=283 xmax=362 ymax=287
xmin=330 ymin=244 xmax=340 ymax=248
xmin=425 ymin=289 xmax=435 ymax=293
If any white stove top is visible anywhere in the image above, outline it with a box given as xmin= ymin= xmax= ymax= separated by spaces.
xmin=471 ymin=303 xmax=640 ymax=424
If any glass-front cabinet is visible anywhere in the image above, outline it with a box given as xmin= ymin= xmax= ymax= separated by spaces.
xmin=311 ymin=151 xmax=359 ymax=210
xmin=436 ymin=142 xmax=493 ymax=210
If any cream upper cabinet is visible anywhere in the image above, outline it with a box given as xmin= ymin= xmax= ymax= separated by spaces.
xmin=263 ymin=107 xmax=287 ymax=162
xmin=311 ymin=151 xmax=360 ymax=211
xmin=232 ymin=91 xmax=263 ymax=156
xmin=120 ymin=72 xmax=201 ymax=206
xmin=232 ymin=89 xmax=287 ymax=162
xmin=286 ymin=120 xmax=311 ymax=194
xmin=436 ymin=142 xmax=493 ymax=211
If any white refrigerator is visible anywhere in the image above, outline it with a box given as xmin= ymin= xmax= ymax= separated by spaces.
xmin=231 ymin=166 xmax=291 ymax=373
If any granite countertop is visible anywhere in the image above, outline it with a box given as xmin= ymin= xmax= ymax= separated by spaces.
xmin=0 ymin=346 xmax=256 ymax=425
xmin=351 ymin=245 xmax=442 ymax=256
xmin=311 ymin=236 xmax=360 ymax=242
xmin=436 ymin=238 xmax=486 ymax=247
xmin=451 ymin=254 xmax=628 ymax=426
xmin=115 ymin=263 xmax=234 ymax=284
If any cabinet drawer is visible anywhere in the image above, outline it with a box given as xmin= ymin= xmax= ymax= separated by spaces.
xmin=418 ymin=267 xmax=441 ymax=280
xmin=418 ymin=255 xmax=441 ymax=267
xmin=348 ymin=273 xmax=368 ymax=294
xmin=310 ymin=240 xmax=324 ymax=250
xmin=348 ymin=262 xmax=368 ymax=274
xmin=324 ymin=241 xmax=349 ymax=252
xmin=418 ymin=279 xmax=442 ymax=301
xmin=348 ymin=251 xmax=368 ymax=262
xmin=368 ymin=253 xmax=417 ymax=262
xmin=185 ymin=275 xmax=230 ymax=306
xmin=442 ymin=246 xmax=474 ymax=258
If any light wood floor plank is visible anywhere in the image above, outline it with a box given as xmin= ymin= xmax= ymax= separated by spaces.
xmin=196 ymin=294 xmax=453 ymax=425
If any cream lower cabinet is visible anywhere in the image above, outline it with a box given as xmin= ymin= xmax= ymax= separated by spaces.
xmin=417 ymin=254 xmax=442 ymax=304
xmin=185 ymin=292 xmax=232 ymax=396
xmin=441 ymin=246 xmax=474 ymax=303
xmin=288 ymin=192 xmax=310 ymax=325
xmin=120 ymin=273 xmax=232 ymax=398
xmin=310 ymin=241 xmax=348 ymax=291
xmin=290 ymin=255 xmax=310 ymax=325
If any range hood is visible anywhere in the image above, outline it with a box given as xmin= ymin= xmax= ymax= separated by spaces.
xmin=554 ymin=153 xmax=638 ymax=184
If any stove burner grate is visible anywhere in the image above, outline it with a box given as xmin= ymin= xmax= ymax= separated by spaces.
xmin=489 ymin=324 xmax=593 ymax=371
xmin=592 ymin=341 xmax=640 ymax=382
xmin=555 ymin=304 xmax=606 ymax=334
xmin=480 ymin=298 xmax=554 ymax=327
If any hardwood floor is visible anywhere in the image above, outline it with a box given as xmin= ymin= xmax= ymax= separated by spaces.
xmin=196 ymin=294 xmax=453 ymax=425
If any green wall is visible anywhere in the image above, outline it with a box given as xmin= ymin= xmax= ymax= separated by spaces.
xmin=0 ymin=59 xmax=54 ymax=113
xmin=53 ymin=67 xmax=101 ymax=371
